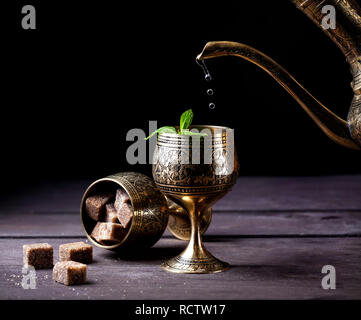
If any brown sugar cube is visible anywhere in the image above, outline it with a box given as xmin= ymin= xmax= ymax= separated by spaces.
xmin=85 ymin=193 xmax=113 ymax=221
xmin=23 ymin=243 xmax=53 ymax=269
xmin=116 ymin=203 xmax=133 ymax=229
xmin=90 ymin=222 xmax=126 ymax=244
xmin=104 ymin=203 xmax=119 ymax=223
xmin=59 ymin=241 xmax=93 ymax=264
xmin=53 ymin=261 xmax=87 ymax=286
xmin=114 ymin=189 xmax=130 ymax=211
xmin=114 ymin=189 xmax=133 ymax=228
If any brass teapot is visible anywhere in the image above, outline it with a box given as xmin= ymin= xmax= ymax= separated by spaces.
xmin=197 ymin=0 xmax=361 ymax=150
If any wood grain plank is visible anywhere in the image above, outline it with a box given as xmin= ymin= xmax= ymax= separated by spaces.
xmin=0 ymin=211 xmax=360 ymax=238
xmin=0 ymin=212 xmax=84 ymax=238
xmin=214 ymin=176 xmax=361 ymax=211
xmin=0 ymin=176 xmax=360 ymax=213
xmin=1 ymin=237 xmax=360 ymax=300
xmin=0 ymin=180 xmax=90 ymax=213
xmin=207 ymin=210 xmax=361 ymax=237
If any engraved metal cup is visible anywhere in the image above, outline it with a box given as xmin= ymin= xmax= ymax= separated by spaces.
xmin=80 ymin=172 xmax=169 ymax=251
xmin=153 ymin=125 xmax=238 ymax=273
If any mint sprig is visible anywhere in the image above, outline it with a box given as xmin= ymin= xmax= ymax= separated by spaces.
xmin=179 ymin=109 xmax=193 ymax=134
xmin=145 ymin=109 xmax=207 ymax=140
xmin=144 ymin=126 xmax=177 ymax=141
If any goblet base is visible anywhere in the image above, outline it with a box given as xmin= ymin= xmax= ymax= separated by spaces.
xmin=161 ymin=253 xmax=229 ymax=274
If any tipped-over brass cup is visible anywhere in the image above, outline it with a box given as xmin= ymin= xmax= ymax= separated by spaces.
xmin=153 ymin=125 xmax=238 ymax=273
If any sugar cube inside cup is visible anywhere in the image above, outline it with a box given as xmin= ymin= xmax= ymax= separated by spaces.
xmin=85 ymin=187 xmax=133 ymax=246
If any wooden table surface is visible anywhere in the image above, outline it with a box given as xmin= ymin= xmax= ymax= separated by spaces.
xmin=1 ymin=176 xmax=361 ymax=300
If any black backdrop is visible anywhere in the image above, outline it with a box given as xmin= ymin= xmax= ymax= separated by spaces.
xmin=2 ymin=1 xmax=361 ymax=190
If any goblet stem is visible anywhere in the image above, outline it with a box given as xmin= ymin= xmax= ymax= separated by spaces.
xmin=166 ymin=199 xmax=212 ymax=241
xmin=182 ymin=207 xmax=210 ymax=259
xmin=190 ymin=208 xmax=202 ymax=250
xmin=161 ymin=201 xmax=229 ymax=274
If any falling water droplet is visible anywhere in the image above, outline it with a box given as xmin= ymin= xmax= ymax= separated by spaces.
xmin=196 ymin=59 xmax=212 ymax=81
xmin=196 ymin=59 xmax=216 ymax=110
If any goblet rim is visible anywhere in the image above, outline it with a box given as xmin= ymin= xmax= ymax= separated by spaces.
xmin=158 ymin=125 xmax=234 ymax=139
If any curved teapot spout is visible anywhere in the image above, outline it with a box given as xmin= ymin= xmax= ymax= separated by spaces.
xmin=197 ymin=41 xmax=360 ymax=150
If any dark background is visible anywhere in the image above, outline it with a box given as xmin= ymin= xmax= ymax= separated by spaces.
xmin=2 ymin=1 xmax=361 ymax=191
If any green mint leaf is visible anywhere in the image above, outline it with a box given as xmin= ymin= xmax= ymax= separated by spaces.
xmin=179 ymin=109 xmax=193 ymax=132
xmin=144 ymin=126 xmax=177 ymax=140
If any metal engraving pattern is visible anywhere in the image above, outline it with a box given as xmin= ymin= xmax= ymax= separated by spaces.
xmin=162 ymin=255 xmax=229 ymax=274
xmin=153 ymin=127 xmax=238 ymax=195
xmin=348 ymin=95 xmax=361 ymax=143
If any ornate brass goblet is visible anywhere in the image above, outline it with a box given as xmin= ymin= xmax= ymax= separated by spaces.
xmin=153 ymin=125 xmax=238 ymax=273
